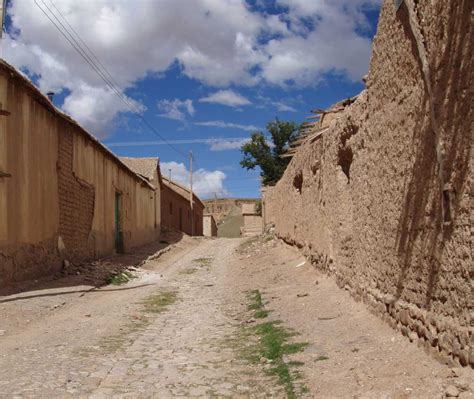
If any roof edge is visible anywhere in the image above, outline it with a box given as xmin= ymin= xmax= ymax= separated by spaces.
xmin=161 ymin=176 xmax=204 ymax=208
xmin=0 ymin=59 xmax=155 ymax=191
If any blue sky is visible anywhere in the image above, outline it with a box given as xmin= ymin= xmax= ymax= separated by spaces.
xmin=4 ymin=0 xmax=381 ymax=199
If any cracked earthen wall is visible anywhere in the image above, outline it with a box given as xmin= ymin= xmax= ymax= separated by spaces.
xmin=264 ymin=0 xmax=473 ymax=366
xmin=57 ymin=122 xmax=95 ymax=261
xmin=0 ymin=63 xmax=160 ymax=285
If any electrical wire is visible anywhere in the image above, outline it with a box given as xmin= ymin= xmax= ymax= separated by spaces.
xmin=33 ymin=0 xmax=188 ymax=161
xmin=34 ymin=0 xmax=261 ymax=195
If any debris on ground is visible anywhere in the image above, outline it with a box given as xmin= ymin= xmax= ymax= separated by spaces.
xmin=60 ymin=228 xmax=187 ymax=286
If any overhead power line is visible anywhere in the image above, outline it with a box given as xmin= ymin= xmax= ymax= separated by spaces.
xmin=33 ymin=0 xmax=188 ymax=161
xmin=47 ymin=0 xmax=125 ymax=99
xmin=33 ymin=0 xmax=261 ymax=196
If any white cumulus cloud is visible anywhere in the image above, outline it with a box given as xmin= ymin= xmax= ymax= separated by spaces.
xmin=4 ymin=0 xmax=379 ymax=134
xmin=157 ymin=99 xmax=195 ymax=121
xmin=199 ymin=90 xmax=251 ymax=107
xmin=160 ymin=161 xmax=228 ymax=199
xmin=273 ymin=101 xmax=297 ymax=112
xmin=264 ymin=0 xmax=380 ymax=85
xmin=209 ymin=138 xmax=249 ymax=151
xmin=195 ymin=120 xmax=260 ymax=132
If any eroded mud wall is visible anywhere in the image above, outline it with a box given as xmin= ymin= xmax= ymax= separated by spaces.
xmin=58 ymin=123 xmax=95 ymax=261
xmin=265 ymin=0 xmax=473 ymax=366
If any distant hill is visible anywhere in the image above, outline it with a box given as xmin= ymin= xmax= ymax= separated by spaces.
xmin=203 ymin=197 xmax=260 ymax=238
xmin=216 ymin=205 xmax=244 ymax=238
xmin=203 ymin=198 xmax=259 ymax=224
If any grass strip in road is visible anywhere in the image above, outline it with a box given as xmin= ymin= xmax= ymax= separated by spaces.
xmin=98 ymin=315 xmax=150 ymax=354
xmin=79 ymin=289 xmax=178 ymax=357
xmin=141 ymin=290 xmax=178 ymax=314
xmin=179 ymin=267 xmax=198 ymax=275
xmin=193 ymin=257 xmax=213 ymax=267
xmin=247 ymin=289 xmax=269 ymax=319
xmin=241 ymin=289 xmax=309 ymax=398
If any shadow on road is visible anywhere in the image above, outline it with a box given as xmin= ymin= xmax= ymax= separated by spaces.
xmin=0 ymin=283 xmax=156 ymax=304
xmin=0 ymin=228 xmax=184 ymax=298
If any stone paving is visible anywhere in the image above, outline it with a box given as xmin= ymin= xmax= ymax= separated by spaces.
xmin=2 ymin=236 xmax=467 ymax=398
xmin=0 ymin=238 xmax=280 ymax=398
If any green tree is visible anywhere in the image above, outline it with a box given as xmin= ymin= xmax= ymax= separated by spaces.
xmin=240 ymin=119 xmax=299 ymax=185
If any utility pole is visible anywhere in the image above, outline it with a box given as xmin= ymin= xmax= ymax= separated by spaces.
xmin=189 ymin=150 xmax=194 ymax=235
xmin=0 ymin=0 xmax=7 ymax=59
xmin=168 ymin=168 xmax=171 ymax=183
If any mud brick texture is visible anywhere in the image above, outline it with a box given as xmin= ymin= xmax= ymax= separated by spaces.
xmin=263 ymin=0 xmax=473 ymax=367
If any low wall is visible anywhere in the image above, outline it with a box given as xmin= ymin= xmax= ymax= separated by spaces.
xmin=203 ymin=215 xmax=217 ymax=237
xmin=265 ymin=0 xmax=473 ymax=367
xmin=242 ymin=215 xmax=263 ymax=237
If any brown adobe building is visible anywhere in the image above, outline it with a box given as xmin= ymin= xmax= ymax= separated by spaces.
xmin=0 ymin=60 xmax=161 ymax=286
xmin=119 ymin=157 xmax=162 ymax=233
xmin=161 ymin=177 xmax=204 ymax=236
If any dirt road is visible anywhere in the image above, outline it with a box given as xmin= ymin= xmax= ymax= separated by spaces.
xmin=0 ymin=236 xmax=471 ymax=398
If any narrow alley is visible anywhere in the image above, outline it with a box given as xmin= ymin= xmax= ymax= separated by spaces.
xmin=0 ymin=236 xmax=467 ymax=398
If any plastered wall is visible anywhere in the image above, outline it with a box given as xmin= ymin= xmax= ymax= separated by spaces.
xmin=203 ymin=215 xmax=217 ymax=237
xmin=0 ymin=62 xmax=160 ymax=284
xmin=73 ymin=133 xmax=158 ymax=255
xmin=151 ymin=170 xmax=161 ymax=232
xmin=264 ymin=0 xmax=473 ymax=366
xmin=0 ymin=69 xmax=61 ymax=283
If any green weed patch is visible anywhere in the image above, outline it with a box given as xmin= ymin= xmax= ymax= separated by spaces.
xmin=107 ymin=271 xmax=136 ymax=285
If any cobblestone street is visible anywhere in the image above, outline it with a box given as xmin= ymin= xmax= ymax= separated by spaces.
xmin=0 ymin=238 xmax=280 ymax=397
xmin=0 ymin=237 xmax=471 ymax=398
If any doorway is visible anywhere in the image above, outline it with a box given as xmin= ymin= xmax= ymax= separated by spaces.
xmin=115 ymin=192 xmax=124 ymax=253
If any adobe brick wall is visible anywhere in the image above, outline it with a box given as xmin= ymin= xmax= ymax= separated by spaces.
xmin=261 ymin=186 xmax=277 ymax=228
xmin=57 ymin=122 xmax=95 ymax=261
xmin=265 ymin=0 xmax=473 ymax=367
xmin=0 ymin=238 xmax=61 ymax=285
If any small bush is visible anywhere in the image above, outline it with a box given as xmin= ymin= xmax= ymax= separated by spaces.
xmin=107 ymin=271 xmax=136 ymax=286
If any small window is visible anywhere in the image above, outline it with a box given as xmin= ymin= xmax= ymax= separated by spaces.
xmin=169 ymin=202 xmax=173 ymax=215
